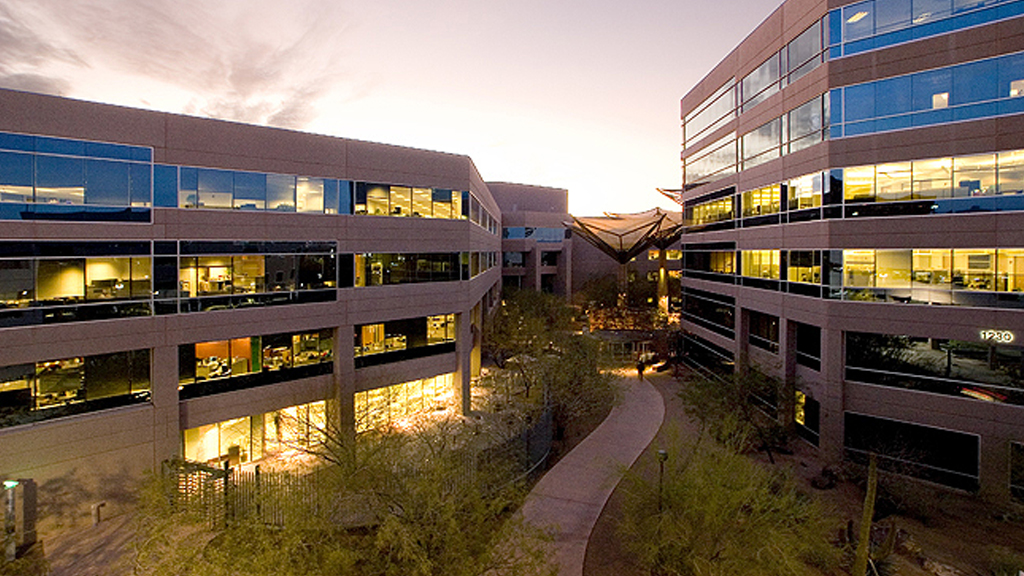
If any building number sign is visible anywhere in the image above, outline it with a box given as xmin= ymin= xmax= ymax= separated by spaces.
xmin=979 ymin=329 xmax=1015 ymax=343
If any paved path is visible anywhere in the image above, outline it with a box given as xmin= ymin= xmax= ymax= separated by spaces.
xmin=520 ymin=375 xmax=664 ymax=576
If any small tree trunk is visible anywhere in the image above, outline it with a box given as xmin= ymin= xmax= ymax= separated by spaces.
xmin=852 ymin=453 xmax=878 ymax=576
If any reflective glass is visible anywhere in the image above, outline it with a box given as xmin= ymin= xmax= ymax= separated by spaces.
xmin=999 ymin=52 xmax=1024 ymax=97
xmin=912 ymin=68 xmax=953 ymax=111
xmin=338 ymin=180 xmax=353 ymax=214
xmin=0 ymin=151 xmax=34 ymax=203
xmin=787 ymin=21 xmax=821 ymax=72
xmin=129 ymin=163 xmax=151 ymax=207
xmin=197 ymin=169 xmax=233 ymax=209
xmin=35 ymin=155 xmax=84 ymax=205
xmin=742 ymin=55 xmax=780 ymax=109
xmin=685 ymin=81 xmax=736 ymax=144
xmin=179 ymin=167 xmax=198 ymax=208
xmin=84 ymin=159 xmax=129 ymax=206
xmin=844 ymin=82 xmax=876 ymax=122
xmin=233 ymin=171 xmax=266 ymax=210
xmin=912 ymin=0 xmax=952 ymax=23
xmin=266 ymin=174 xmax=295 ymax=211
xmin=323 ymin=179 xmax=339 ymax=215
xmin=875 ymin=76 xmax=913 ymax=117
xmin=953 ymin=58 xmax=999 ymax=105
xmin=788 ymin=97 xmax=822 ymax=153
xmin=998 ymin=149 xmax=1024 ymax=194
xmin=686 ymin=134 xmax=736 ymax=183
xmin=876 ymin=0 xmax=912 ymax=33
xmin=843 ymin=1 xmax=875 ymax=41
xmin=742 ymin=119 xmax=782 ymax=161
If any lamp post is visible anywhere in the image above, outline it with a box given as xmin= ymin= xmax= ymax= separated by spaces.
xmin=657 ymin=450 xmax=668 ymax=512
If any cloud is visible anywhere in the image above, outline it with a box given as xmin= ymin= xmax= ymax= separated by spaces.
xmin=0 ymin=0 xmax=355 ymax=129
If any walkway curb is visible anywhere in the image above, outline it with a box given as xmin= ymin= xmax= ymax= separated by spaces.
xmin=520 ymin=376 xmax=665 ymax=576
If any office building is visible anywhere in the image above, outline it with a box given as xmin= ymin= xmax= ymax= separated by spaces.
xmin=0 ymin=88 xmax=503 ymax=525
xmin=491 ymin=182 xmax=572 ymax=298
xmin=677 ymin=0 xmax=1024 ymax=500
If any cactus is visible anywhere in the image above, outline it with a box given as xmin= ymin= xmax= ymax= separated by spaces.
xmin=852 ymin=454 xmax=878 ymax=576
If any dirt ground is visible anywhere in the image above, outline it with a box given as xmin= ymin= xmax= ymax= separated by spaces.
xmin=583 ymin=370 xmax=1024 ymax=576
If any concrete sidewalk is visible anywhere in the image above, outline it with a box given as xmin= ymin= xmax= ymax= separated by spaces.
xmin=520 ymin=375 xmax=664 ymax=576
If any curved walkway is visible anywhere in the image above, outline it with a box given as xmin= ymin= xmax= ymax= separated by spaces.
xmin=520 ymin=374 xmax=664 ymax=576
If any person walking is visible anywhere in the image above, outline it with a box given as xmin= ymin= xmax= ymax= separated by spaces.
xmin=636 ymin=357 xmax=644 ymax=380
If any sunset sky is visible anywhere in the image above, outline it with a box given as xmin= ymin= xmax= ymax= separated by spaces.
xmin=0 ymin=0 xmax=779 ymax=214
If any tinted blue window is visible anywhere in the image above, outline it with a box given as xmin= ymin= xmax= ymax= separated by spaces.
xmin=828 ymin=10 xmax=842 ymax=45
xmin=36 ymin=155 xmax=83 ymax=188
xmin=84 ymin=142 xmax=133 ymax=161
xmin=913 ymin=0 xmax=952 ymax=22
xmin=323 ymin=179 xmax=339 ymax=214
xmin=999 ymin=96 xmax=1024 ymax=115
xmin=912 ymin=68 xmax=952 ymax=110
xmin=232 ymin=171 xmax=266 ymax=209
xmin=0 ymin=133 xmax=35 ymax=152
xmin=844 ymin=83 xmax=876 ymax=121
xmin=267 ymin=174 xmax=295 ymax=211
xmin=843 ymin=1 xmax=875 ymax=41
xmin=0 ymin=202 xmax=29 ymax=219
xmin=153 ymin=165 xmax=178 ymax=207
xmin=35 ymin=137 xmax=85 ymax=156
xmin=875 ymin=76 xmax=913 ymax=116
xmin=911 ymin=107 xmax=952 ymax=126
xmin=876 ymin=0 xmax=912 ymax=33
xmin=874 ymin=115 xmax=913 ymax=131
xmin=953 ymin=100 xmax=1000 ymax=120
xmin=844 ymin=120 xmax=876 ymax=136
xmin=130 ymin=163 xmax=151 ymax=206
xmin=829 ymin=89 xmax=843 ymax=124
xmin=131 ymin=147 xmax=153 ymax=162
xmin=0 ymin=151 xmax=34 ymax=188
xmin=998 ymin=52 xmax=1024 ymax=96
xmin=179 ymin=167 xmax=198 ymax=191
xmin=952 ymin=59 xmax=999 ymax=104
xmin=338 ymin=180 xmax=353 ymax=214
xmin=84 ymin=159 xmax=130 ymax=205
